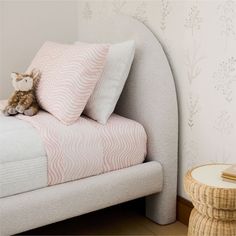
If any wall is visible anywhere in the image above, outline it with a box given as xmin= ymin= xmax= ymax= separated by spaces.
xmin=77 ymin=0 xmax=236 ymax=199
xmin=0 ymin=0 xmax=78 ymax=99
xmin=0 ymin=1 xmax=3 ymax=97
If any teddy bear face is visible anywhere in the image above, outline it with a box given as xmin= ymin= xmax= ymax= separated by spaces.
xmin=11 ymin=72 xmax=34 ymax=92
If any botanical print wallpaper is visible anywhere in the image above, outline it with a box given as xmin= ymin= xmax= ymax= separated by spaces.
xmin=77 ymin=0 xmax=236 ymax=199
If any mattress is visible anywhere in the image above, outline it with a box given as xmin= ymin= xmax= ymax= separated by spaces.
xmin=0 ymin=109 xmax=147 ymax=198
xmin=0 ymin=111 xmax=47 ymax=198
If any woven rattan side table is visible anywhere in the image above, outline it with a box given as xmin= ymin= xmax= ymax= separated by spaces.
xmin=184 ymin=164 xmax=236 ymax=236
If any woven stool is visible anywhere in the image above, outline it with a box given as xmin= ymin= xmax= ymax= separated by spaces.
xmin=184 ymin=164 xmax=236 ymax=236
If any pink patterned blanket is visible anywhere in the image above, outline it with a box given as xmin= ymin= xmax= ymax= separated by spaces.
xmin=0 ymin=100 xmax=147 ymax=186
xmin=19 ymin=112 xmax=147 ymax=185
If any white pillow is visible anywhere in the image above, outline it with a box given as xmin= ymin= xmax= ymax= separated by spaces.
xmin=77 ymin=40 xmax=135 ymax=124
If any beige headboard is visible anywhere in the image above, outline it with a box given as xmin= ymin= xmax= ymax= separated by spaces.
xmin=77 ymin=15 xmax=178 ymax=225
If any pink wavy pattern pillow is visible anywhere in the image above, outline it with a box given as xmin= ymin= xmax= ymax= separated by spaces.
xmin=27 ymin=42 xmax=109 ymax=125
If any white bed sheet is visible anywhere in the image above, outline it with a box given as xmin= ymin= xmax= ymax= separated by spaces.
xmin=0 ymin=112 xmax=47 ymax=198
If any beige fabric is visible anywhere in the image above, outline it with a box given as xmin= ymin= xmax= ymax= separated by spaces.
xmin=77 ymin=15 xmax=178 ymax=224
xmin=0 ymin=162 xmax=162 ymax=236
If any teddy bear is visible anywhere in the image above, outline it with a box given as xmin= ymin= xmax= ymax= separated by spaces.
xmin=3 ymin=69 xmax=40 ymax=116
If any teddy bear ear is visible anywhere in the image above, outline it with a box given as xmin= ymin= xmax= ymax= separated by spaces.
xmin=30 ymin=68 xmax=41 ymax=79
xmin=11 ymin=72 xmax=18 ymax=80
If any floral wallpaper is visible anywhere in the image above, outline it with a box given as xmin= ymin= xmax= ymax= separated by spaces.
xmin=77 ymin=0 xmax=236 ymax=199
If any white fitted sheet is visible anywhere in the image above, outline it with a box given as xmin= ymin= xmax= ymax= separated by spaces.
xmin=0 ymin=112 xmax=47 ymax=198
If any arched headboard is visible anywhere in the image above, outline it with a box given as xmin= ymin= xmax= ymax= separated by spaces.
xmin=77 ymin=16 xmax=178 ymax=224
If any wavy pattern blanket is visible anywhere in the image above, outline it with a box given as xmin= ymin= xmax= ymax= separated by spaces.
xmin=0 ymin=100 xmax=147 ymax=186
xmin=20 ymin=112 xmax=147 ymax=185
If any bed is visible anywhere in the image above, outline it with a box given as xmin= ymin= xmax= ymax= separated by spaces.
xmin=0 ymin=15 xmax=178 ymax=236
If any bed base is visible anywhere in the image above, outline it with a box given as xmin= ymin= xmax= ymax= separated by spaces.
xmin=0 ymin=162 xmax=162 ymax=236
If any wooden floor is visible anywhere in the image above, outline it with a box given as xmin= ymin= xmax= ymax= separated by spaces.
xmin=20 ymin=202 xmax=188 ymax=236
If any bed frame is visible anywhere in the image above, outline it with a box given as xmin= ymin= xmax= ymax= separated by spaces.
xmin=0 ymin=16 xmax=178 ymax=236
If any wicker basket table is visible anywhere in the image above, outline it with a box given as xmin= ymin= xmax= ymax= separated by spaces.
xmin=184 ymin=164 xmax=236 ymax=236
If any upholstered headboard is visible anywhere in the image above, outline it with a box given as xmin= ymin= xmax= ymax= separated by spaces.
xmin=77 ymin=16 xmax=178 ymax=224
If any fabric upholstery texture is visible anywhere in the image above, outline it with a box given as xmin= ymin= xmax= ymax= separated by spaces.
xmin=77 ymin=16 xmax=178 ymax=225
xmin=80 ymin=40 xmax=135 ymax=124
xmin=27 ymin=41 xmax=109 ymax=125
xmin=0 ymin=162 xmax=163 ymax=236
